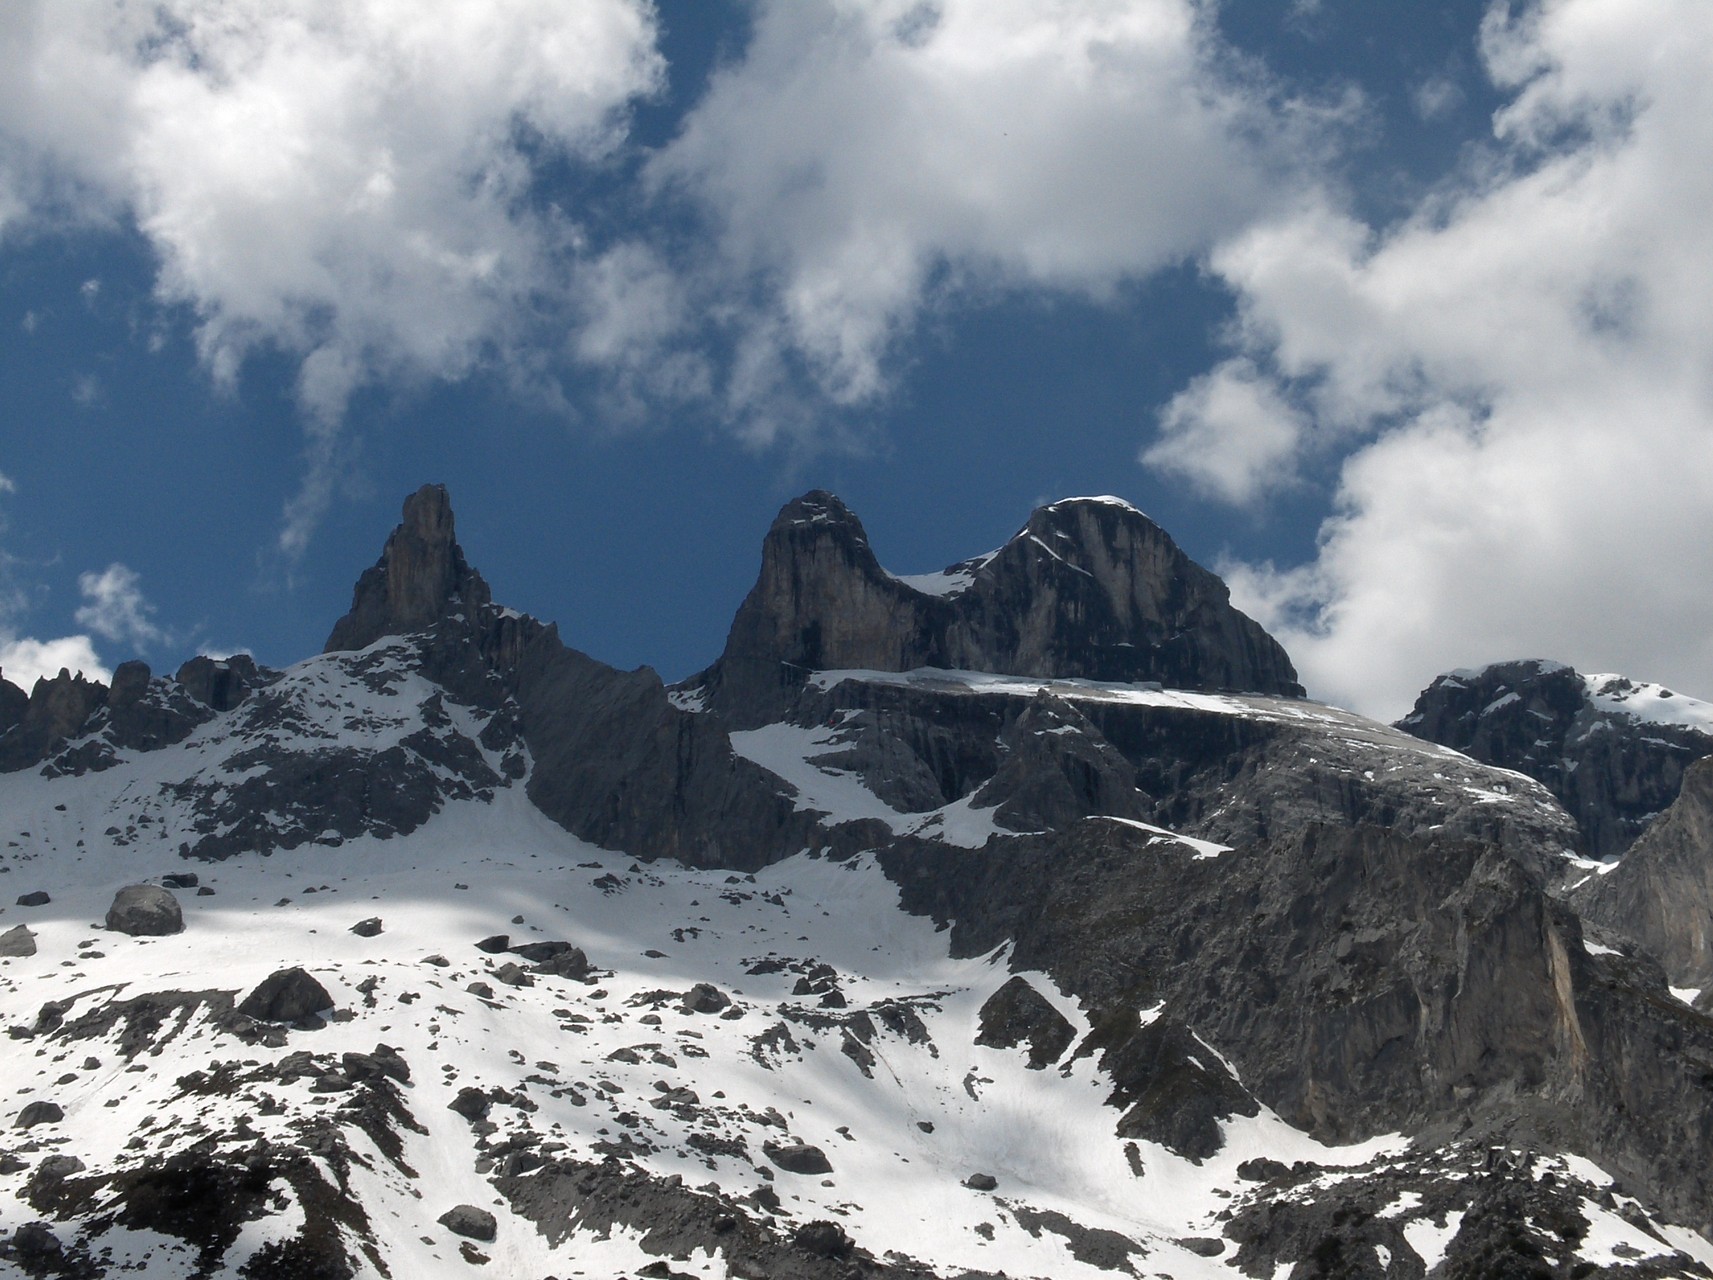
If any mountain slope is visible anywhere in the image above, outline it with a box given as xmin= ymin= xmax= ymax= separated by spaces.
xmin=2 ymin=486 xmax=1713 ymax=1278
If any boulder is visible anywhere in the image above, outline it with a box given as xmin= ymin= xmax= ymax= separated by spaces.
xmin=15 ymin=891 xmax=49 ymax=908
xmin=438 ymin=1204 xmax=497 ymax=1242
xmin=681 ymin=983 xmax=732 ymax=1014
xmin=105 ymin=884 xmax=184 ymax=936
xmin=14 ymin=1101 xmax=63 ymax=1129
xmin=474 ymin=934 xmax=510 ymax=953
xmin=349 ymin=917 xmax=383 ymax=937
xmin=764 ymin=1141 xmax=832 ymax=1175
xmin=238 ymin=967 xmax=335 ymax=1023
xmin=0 ymin=925 xmax=36 ymax=957
xmin=964 ymin=1172 xmax=999 ymax=1191
xmin=160 ymin=872 xmax=199 ymax=889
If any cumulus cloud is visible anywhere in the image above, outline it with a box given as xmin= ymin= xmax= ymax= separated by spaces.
xmin=75 ymin=562 xmax=165 ymax=650
xmin=0 ymin=0 xmax=664 ymax=552
xmin=652 ymin=0 xmax=1334 ymax=425
xmin=1159 ymin=0 xmax=1713 ymax=717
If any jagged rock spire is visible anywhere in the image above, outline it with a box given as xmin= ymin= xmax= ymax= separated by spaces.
xmin=324 ymin=484 xmax=492 ymax=652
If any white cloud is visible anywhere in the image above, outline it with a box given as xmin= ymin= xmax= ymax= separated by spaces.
xmin=74 ymin=562 xmax=165 ymax=650
xmin=0 ymin=635 xmax=109 ymax=691
xmin=0 ymin=0 xmax=664 ymax=551
xmin=652 ymin=0 xmax=1333 ymax=425
xmin=1163 ymin=0 xmax=1713 ymax=718
xmin=1144 ymin=358 xmax=1311 ymax=504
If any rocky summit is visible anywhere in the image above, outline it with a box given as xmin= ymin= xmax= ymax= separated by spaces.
xmin=0 ymin=488 xmax=1711 ymax=1279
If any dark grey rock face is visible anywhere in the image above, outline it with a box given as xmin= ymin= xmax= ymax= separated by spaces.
xmin=0 ymin=668 xmax=107 ymax=772
xmin=883 ymin=819 xmax=1713 ymax=1228
xmin=974 ymin=976 xmax=1074 ymax=1070
xmin=1398 ymin=659 xmax=1713 ymax=856
xmin=175 ymin=654 xmax=267 ymax=712
xmin=238 ymin=968 xmax=335 ymax=1023
xmin=1576 ymin=755 xmax=1713 ymax=988
xmin=325 ymin=484 xmax=493 ymax=653
xmin=705 ymin=492 xmax=1302 ymax=725
xmin=105 ymin=885 xmax=184 ymax=936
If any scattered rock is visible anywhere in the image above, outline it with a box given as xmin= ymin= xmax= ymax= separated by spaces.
xmin=467 ymin=981 xmax=495 ymax=999
xmin=237 ymin=967 xmax=335 ymax=1023
xmin=438 ymin=1204 xmax=497 ymax=1242
xmin=160 ymin=872 xmax=199 ymax=889
xmin=105 ymin=884 xmax=184 ymax=936
xmin=0 ymin=925 xmax=36 ymax=957
xmin=475 ymin=934 xmax=510 ymax=953
xmin=350 ymin=917 xmax=383 ymax=937
xmin=14 ymin=1100 xmax=63 ymax=1129
xmin=964 ymin=1172 xmax=999 ymax=1191
xmin=15 ymin=891 xmax=49 ymax=907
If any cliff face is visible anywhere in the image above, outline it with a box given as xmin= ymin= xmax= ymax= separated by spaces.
xmin=1576 ymin=755 xmax=1713 ymax=990
xmin=708 ymin=491 xmax=1302 ymax=723
xmin=1398 ymin=659 xmax=1713 ymax=857
xmin=324 ymin=483 xmax=493 ymax=654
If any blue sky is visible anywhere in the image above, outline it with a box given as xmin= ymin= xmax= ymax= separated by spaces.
xmin=3 ymin=0 xmax=1712 ymax=719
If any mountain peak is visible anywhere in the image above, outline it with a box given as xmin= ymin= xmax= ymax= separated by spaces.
xmin=324 ymin=484 xmax=493 ymax=652
xmin=707 ymin=489 xmax=1302 ymax=721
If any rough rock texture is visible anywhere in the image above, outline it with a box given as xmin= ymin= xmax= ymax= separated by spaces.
xmin=1399 ymin=659 xmax=1713 ymax=856
xmin=0 ymin=924 xmax=37 ymax=957
xmin=104 ymin=885 xmax=184 ymax=937
xmin=1577 ymin=756 xmax=1713 ymax=989
xmin=703 ymin=492 xmax=1302 ymax=725
xmin=325 ymin=484 xmax=493 ymax=653
xmin=437 ymin=1204 xmax=496 ymax=1241
xmin=974 ymin=976 xmax=1075 ymax=1070
xmin=0 ymin=674 xmax=26 ymax=735
xmin=0 ymin=669 xmax=108 ymax=772
xmin=237 ymin=968 xmax=335 ymax=1024
xmin=175 ymin=654 xmax=267 ymax=712
xmin=884 ymin=819 xmax=1713 ymax=1231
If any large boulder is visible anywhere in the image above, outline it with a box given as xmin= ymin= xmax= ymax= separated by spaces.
xmin=14 ymin=1101 xmax=62 ymax=1129
xmin=105 ymin=884 xmax=184 ymax=936
xmin=238 ymin=967 xmax=335 ymax=1023
xmin=0 ymin=925 xmax=37 ymax=957
xmin=438 ymin=1205 xmax=496 ymax=1241
xmin=764 ymin=1141 xmax=833 ymax=1175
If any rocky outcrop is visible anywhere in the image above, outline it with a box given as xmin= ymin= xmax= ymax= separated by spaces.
xmin=325 ymin=484 xmax=494 ymax=653
xmin=1398 ymin=659 xmax=1713 ymax=856
xmin=1576 ymin=756 xmax=1713 ymax=989
xmin=175 ymin=654 xmax=268 ymax=712
xmin=0 ymin=669 xmax=108 ymax=771
xmin=704 ymin=492 xmax=1302 ymax=724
